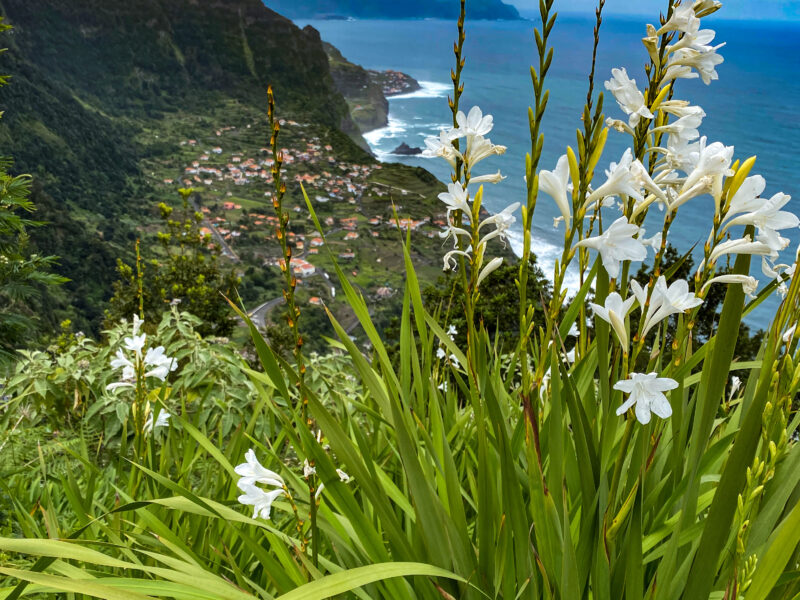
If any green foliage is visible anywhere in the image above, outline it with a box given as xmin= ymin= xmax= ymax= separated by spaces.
xmin=106 ymin=190 xmax=240 ymax=338
xmin=1 ymin=3 xmax=800 ymax=600
xmin=0 ymin=20 xmax=66 ymax=361
xmin=1 ymin=308 xmax=258 ymax=452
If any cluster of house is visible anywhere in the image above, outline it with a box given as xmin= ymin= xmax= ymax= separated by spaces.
xmin=377 ymin=70 xmax=420 ymax=96
xmin=166 ymin=120 xmax=453 ymax=293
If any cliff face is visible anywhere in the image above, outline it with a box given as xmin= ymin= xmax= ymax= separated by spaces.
xmin=324 ymin=42 xmax=388 ymax=133
xmin=324 ymin=43 xmax=422 ymax=134
xmin=262 ymin=0 xmax=521 ymax=20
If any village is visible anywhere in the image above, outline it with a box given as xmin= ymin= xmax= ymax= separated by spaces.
xmin=152 ymin=112 xmax=451 ymax=331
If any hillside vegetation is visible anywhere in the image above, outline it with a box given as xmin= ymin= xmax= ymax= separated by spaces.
xmin=0 ymin=0 xmax=442 ymax=336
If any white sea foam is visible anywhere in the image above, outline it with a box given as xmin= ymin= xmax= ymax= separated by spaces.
xmin=362 ymin=116 xmax=408 ymax=155
xmin=507 ymin=228 xmax=582 ymax=295
xmin=389 ymin=80 xmax=451 ymax=100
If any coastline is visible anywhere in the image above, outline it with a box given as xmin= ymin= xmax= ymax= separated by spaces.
xmin=361 ymin=80 xmax=583 ymax=294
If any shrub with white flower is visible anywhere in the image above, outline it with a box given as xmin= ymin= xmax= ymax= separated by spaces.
xmin=106 ymin=315 xmax=178 ymax=393
xmin=105 ymin=314 xmax=178 ymax=438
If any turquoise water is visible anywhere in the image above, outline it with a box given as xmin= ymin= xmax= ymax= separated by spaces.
xmin=298 ymin=16 xmax=800 ymax=329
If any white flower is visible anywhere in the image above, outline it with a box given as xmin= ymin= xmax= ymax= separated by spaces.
xmin=682 ymin=137 xmax=734 ymax=193
xmin=784 ymin=324 xmax=797 ymax=344
xmin=123 ymin=334 xmax=147 ymax=355
xmin=649 ymin=276 xmax=704 ymax=327
xmin=605 ymin=68 xmax=653 ymax=128
xmin=708 ymin=235 xmax=777 ymax=265
xmin=453 ymin=106 xmax=494 ymax=139
xmin=422 ymin=130 xmax=461 ymax=168
xmin=694 ymin=0 xmax=722 ymax=17
xmin=436 ymin=347 xmax=447 ymax=360
xmin=639 ymin=230 xmax=663 ymax=251
xmin=632 ymin=276 xmax=703 ymax=337
xmin=110 ymin=349 xmax=133 ymax=371
xmin=589 ymin=292 xmax=636 ymax=350
xmin=438 ymin=183 xmax=471 ymax=216
xmin=132 ymin=314 xmax=143 ymax=336
xmin=315 ymin=467 xmax=353 ymax=499
xmin=614 ymin=372 xmax=678 ymax=424
xmin=476 ymin=256 xmax=503 ymax=289
xmin=726 ymin=174 xmax=766 ymax=216
xmin=539 ymin=155 xmax=572 ymax=229
xmin=701 ymin=274 xmax=758 ymax=297
xmin=761 ymin=257 xmax=794 ymax=291
xmin=665 ymin=43 xmax=725 ymax=85
xmin=463 ymin=135 xmax=506 ymax=167
xmin=143 ymin=410 xmax=170 ymax=434
xmin=446 ymin=325 xmax=458 ymax=340
xmin=663 ymin=25 xmax=725 ymax=84
xmin=730 ymin=375 xmax=742 ymax=396
xmin=630 ymin=161 xmax=668 ymax=206
xmin=235 ymin=449 xmax=285 ymax=488
xmin=659 ymin=100 xmax=706 ymax=121
xmin=105 ymin=380 xmax=134 ymax=392
xmin=657 ymin=5 xmax=700 ymax=35
xmin=652 ymin=111 xmax=704 ymax=142
xmin=237 ymin=482 xmax=285 ymax=521
xmin=478 ymin=202 xmax=519 ymax=246
xmin=575 ymin=216 xmax=647 ymax=279
xmin=107 ymin=319 xmax=178 ymax=392
xmin=724 ymin=192 xmax=798 ymax=255
xmin=469 ymin=170 xmax=505 ymax=185
xmin=585 ymin=149 xmax=645 ymax=208
xmin=143 ymin=346 xmax=177 ymax=381
xmin=443 ymin=247 xmax=472 ymax=271
xmin=439 ymin=223 xmax=471 ymax=249
xmin=303 ymin=459 xmax=316 ymax=478
xmin=606 ymin=117 xmax=635 ymax=135
xmin=663 ymin=135 xmax=699 ymax=173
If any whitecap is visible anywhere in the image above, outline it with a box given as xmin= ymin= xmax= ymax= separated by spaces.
xmin=389 ymin=81 xmax=451 ymax=100
xmin=363 ymin=116 xmax=408 ymax=148
xmin=506 ymin=228 xmax=581 ymax=295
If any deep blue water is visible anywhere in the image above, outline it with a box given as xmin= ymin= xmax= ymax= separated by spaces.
xmin=298 ymin=15 xmax=800 ymax=329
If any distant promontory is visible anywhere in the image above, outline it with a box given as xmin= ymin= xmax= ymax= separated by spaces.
xmin=263 ymin=0 xmax=521 ymax=20
xmin=324 ymin=42 xmax=421 ymax=134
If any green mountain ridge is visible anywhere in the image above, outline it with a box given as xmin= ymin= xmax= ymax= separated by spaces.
xmin=0 ymin=0 xmax=452 ymax=341
xmin=262 ymin=0 xmax=521 ymax=20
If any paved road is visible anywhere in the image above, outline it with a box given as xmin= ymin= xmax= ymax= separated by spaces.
xmin=189 ymin=196 xmax=239 ymax=262
xmin=249 ymin=296 xmax=285 ymax=330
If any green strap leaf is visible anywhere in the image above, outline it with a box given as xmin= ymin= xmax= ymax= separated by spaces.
xmin=745 ymin=499 xmax=800 ymax=600
xmin=274 ymin=563 xmax=466 ymax=600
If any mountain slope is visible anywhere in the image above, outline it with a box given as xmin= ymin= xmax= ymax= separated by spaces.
xmin=0 ymin=0 xmax=366 ymax=332
xmin=262 ymin=0 xmax=521 ymax=20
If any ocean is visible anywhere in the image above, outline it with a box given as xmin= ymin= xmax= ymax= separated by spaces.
xmin=297 ymin=15 xmax=800 ymax=330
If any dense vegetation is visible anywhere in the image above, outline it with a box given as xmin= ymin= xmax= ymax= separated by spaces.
xmin=0 ymin=0 xmax=363 ymax=335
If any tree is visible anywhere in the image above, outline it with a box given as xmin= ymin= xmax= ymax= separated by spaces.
xmin=420 ymin=259 xmax=552 ymax=351
xmin=106 ymin=189 xmax=240 ymax=337
xmin=0 ymin=19 xmax=66 ymax=360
